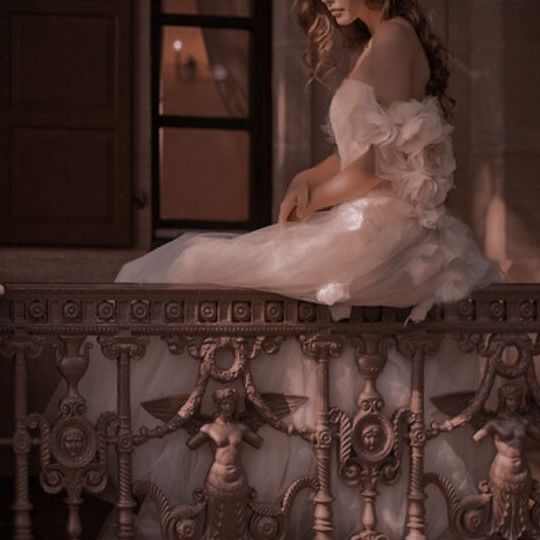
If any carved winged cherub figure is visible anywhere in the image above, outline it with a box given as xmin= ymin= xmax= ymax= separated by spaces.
xmin=141 ymin=387 xmax=308 ymax=539
xmin=472 ymin=383 xmax=540 ymax=540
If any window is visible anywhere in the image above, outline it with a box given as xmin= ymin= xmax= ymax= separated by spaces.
xmin=151 ymin=0 xmax=273 ymax=241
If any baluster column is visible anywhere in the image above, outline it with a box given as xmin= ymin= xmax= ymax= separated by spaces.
xmin=99 ymin=337 xmax=147 ymax=540
xmin=301 ymin=334 xmax=344 ymax=539
xmin=397 ymin=334 xmax=439 ymax=540
xmin=1 ymin=335 xmax=43 ymax=540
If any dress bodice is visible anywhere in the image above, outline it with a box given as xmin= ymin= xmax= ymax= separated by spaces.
xmin=327 ymin=78 xmax=457 ymax=229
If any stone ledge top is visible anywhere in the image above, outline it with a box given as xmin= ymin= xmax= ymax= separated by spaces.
xmin=0 ymin=283 xmax=539 ymax=333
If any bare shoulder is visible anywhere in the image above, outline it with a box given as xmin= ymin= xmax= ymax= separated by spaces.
xmin=370 ymin=18 xmax=420 ymax=105
xmin=372 ymin=17 xmax=417 ymax=51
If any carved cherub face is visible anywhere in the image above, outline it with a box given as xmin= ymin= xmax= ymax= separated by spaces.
xmin=503 ymin=391 xmax=521 ymax=414
xmin=498 ymin=385 xmax=523 ymax=415
xmin=218 ymin=397 xmax=237 ymax=419
xmin=213 ymin=388 xmax=239 ymax=420
xmin=361 ymin=423 xmax=383 ymax=451
xmin=62 ymin=427 xmax=85 ymax=457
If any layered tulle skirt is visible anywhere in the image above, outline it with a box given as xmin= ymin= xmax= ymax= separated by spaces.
xmin=117 ymin=188 xmax=500 ymax=322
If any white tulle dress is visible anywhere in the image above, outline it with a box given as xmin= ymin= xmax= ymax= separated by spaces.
xmin=71 ymin=75 xmax=503 ymax=539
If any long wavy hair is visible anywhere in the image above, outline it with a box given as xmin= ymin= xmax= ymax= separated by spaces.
xmin=296 ymin=0 xmax=455 ymax=119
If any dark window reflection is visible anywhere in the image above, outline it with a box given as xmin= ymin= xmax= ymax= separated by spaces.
xmin=159 ymin=128 xmax=250 ymax=222
xmin=160 ymin=26 xmax=249 ymax=118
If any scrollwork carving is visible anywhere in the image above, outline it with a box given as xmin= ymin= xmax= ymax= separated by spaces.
xmin=431 ymin=334 xmax=537 ymax=436
xmin=133 ymin=481 xmax=205 ymax=540
xmin=300 ymin=333 xmax=344 ymax=360
xmin=98 ymin=335 xmax=148 ymax=361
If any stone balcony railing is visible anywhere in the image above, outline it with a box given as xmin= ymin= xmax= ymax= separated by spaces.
xmin=1 ymin=283 xmax=540 ymax=540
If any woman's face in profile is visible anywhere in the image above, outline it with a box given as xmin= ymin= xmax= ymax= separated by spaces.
xmin=320 ymin=0 xmax=367 ymax=26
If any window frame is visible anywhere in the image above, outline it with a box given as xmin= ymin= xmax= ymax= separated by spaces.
xmin=150 ymin=0 xmax=273 ymax=242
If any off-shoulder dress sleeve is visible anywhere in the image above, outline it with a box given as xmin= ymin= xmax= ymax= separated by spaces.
xmin=331 ymin=80 xmax=456 ymax=229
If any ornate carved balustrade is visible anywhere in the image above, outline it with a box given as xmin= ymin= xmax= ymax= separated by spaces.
xmin=1 ymin=283 xmax=540 ymax=539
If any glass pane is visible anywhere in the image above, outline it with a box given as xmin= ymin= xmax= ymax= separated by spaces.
xmin=162 ymin=0 xmax=251 ymax=17
xmin=160 ymin=128 xmax=250 ymax=222
xmin=160 ymin=26 xmax=249 ymax=118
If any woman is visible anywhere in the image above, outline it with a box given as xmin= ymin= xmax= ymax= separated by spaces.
xmin=58 ymin=0 xmax=502 ymax=538
xmin=116 ymin=0 xmax=500 ymax=323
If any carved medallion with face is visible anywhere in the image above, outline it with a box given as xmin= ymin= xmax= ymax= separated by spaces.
xmin=352 ymin=413 xmax=394 ymax=463
xmin=52 ymin=417 xmax=97 ymax=468
xmin=62 ymin=427 xmax=86 ymax=457
xmin=360 ymin=423 xmax=384 ymax=452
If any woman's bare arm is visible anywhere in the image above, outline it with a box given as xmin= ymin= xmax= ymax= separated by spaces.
xmin=302 ymin=152 xmax=341 ymax=187
xmin=304 ymin=149 xmax=381 ymax=214
xmin=302 ymin=23 xmax=416 ymax=216
xmin=278 ymin=153 xmax=340 ymax=224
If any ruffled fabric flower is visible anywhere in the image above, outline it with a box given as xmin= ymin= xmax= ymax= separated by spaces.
xmin=329 ymin=79 xmax=457 ymax=229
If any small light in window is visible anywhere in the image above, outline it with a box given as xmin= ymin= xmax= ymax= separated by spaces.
xmin=173 ymin=39 xmax=183 ymax=52
xmin=212 ymin=63 xmax=228 ymax=81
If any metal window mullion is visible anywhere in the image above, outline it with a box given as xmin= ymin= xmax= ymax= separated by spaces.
xmin=159 ymin=13 xmax=254 ymax=30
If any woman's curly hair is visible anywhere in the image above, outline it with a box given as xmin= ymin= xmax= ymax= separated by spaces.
xmin=296 ymin=0 xmax=455 ymax=119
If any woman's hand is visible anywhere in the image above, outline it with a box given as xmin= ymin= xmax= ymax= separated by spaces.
xmin=278 ymin=172 xmax=310 ymax=225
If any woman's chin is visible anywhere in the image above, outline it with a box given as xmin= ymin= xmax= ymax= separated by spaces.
xmin=334 ymin=13 xmax=355 ymax=26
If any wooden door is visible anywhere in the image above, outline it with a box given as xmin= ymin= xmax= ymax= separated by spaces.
xmin=0 ymin=0 xmax=133 ymax=246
